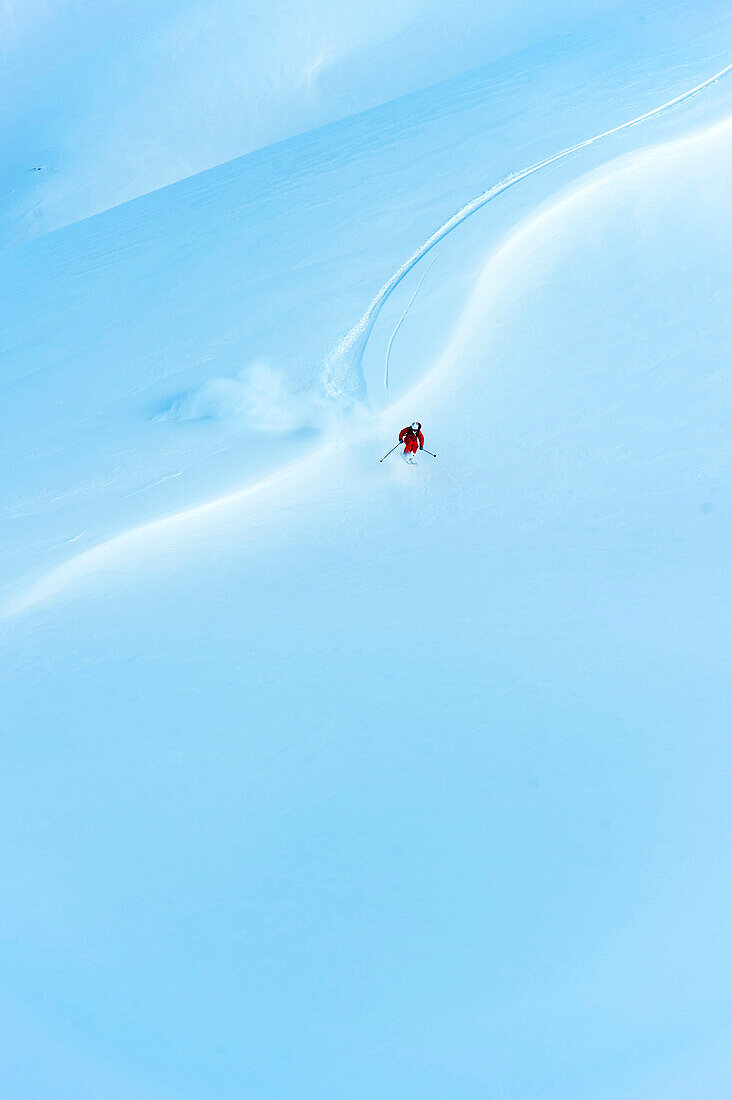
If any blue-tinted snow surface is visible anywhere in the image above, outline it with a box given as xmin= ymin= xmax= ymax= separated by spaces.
xmin=1 ymin=3 xmax=731 ymax=1097
xmin=0 ymin=0 xmax=694 ymax=242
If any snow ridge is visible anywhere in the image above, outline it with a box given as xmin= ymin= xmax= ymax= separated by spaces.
xmin=322 ymin=60 xmax=732 ymax=399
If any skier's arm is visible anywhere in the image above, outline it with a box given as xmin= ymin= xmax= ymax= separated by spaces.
xmin=398 ymin=428 xmax=407 ymax=442
xmin=418 ymin=430 xmax=424 ymax=448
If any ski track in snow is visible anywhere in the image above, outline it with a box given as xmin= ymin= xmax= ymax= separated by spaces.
xmin=384 ymin=253 xmax=440 ymax=392
xmin=323 ymin=60 xmax=732 ymax=397
xmin=4 ymin=62 xmax=732 ymax=619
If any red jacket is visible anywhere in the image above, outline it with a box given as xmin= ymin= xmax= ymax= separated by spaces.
xmin=399 ymin=426 xmax=424 ymax=448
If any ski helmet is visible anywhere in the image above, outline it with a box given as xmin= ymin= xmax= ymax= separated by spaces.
xmin=411 ymin=421 xmax=421 ymax=431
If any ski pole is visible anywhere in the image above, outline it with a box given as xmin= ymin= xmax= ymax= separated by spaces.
xmin=379 ymin=441 xmax=403 ymax=462
xmin=421 ymin=448 xmax=437 ymax=458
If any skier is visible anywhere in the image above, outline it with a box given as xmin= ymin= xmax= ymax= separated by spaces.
xmin=399 ymin=422 xmax=424 ymax=463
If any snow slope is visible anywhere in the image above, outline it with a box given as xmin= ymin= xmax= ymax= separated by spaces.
xmin=1 ymin=7 xmax=732 ymax=1099
xmin=0 ymin=0 xmax=675 ymax=244
xmin=3 ymin=4 xmax=731 ymax=609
